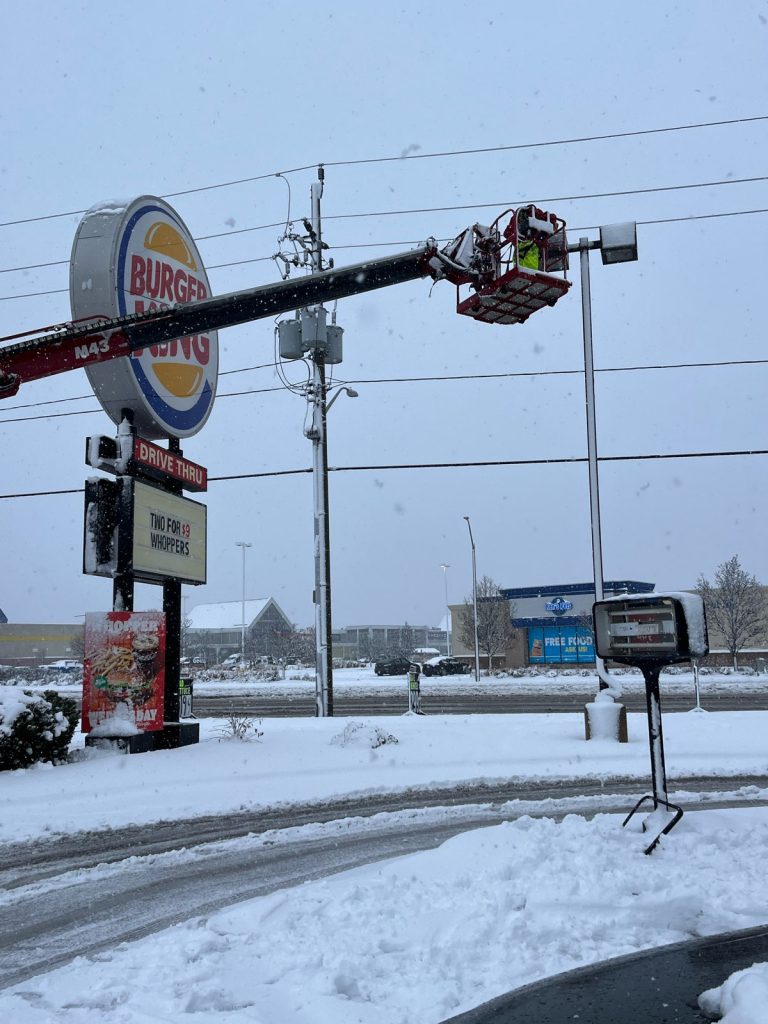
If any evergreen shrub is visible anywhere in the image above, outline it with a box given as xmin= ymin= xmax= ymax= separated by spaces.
xmin=0 ymin=690 xmax=78 ymax=771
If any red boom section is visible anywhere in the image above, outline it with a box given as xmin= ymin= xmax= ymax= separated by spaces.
xmin=0 ymin=244 xmax=441 ymax=399
xmin=0 ymin=324 xmax=134 ymax=399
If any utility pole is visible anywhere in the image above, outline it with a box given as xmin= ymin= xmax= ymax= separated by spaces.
xmin=308 ymin=167 xmax=334 ymax=717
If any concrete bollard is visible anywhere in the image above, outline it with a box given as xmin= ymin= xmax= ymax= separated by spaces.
xmin=584 ymin=693 xmax=628 ymax=742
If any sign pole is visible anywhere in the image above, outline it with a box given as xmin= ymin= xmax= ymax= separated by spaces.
xmin=643 ymin=664 xmax=670 ymax=809
xmin=162 ymin=436 xmax=183 ymax=727
xmin=112 ymin=409 xmax=135 ymax=613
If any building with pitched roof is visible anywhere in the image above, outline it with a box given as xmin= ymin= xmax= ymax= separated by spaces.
xmin=185 ymin=598 xmax=293 ymax=665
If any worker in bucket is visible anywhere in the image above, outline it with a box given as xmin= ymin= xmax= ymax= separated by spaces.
xmin=516 ymin=208 xmax=541 ymax=271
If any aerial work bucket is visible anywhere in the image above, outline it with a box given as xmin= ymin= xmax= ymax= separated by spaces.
xmin=456 ymin=205 xmax=571 ymax=325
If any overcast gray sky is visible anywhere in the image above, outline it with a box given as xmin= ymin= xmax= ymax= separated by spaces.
xmin=2 ymin=1 xmax=767 ymax=629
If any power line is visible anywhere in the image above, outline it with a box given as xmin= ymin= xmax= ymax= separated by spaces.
xmin=321 ymin=175 xmax=768 ymax=224
xmin=1 ymin=167 xmax=765 ymax=280
xmin=319 ymin=115 xmax=768 ymax=169
xmin=6 ymin=201 xmax=768 ymax=305
xmin=0 ymin=361 xmax=280 ymax=413
xmin=2 ymin=355 xmax=768 ymax=426
xmin=2 ymin=188 xmax=767 ymax=302
xmin=1 ymin=113 xmax=765 ymax=229
xmin=0 ymin=384 xmax=287 ymax=424
xmin=3 ymin=446 xmax=767 ymax=501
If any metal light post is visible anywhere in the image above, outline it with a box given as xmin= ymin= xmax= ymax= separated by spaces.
xmin=463 ymin=517 xmax=481 ymax=681
xmin=235 ymin=541 xmax=252 ymax=659
xmin=567 ymin=223 xmax=638 ymax=692
xmin=440 ymin=563 xmax=451 ymax=655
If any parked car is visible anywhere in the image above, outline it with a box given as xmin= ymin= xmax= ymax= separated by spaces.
xmin=421 ymin=656 xmax=470 ymax=677
xmin=221 ymin=654 xmax=249 ymax=669
xmin=41 ymin=660 xmax=82 ymax=674
xmin=374 ymin=657 xmax=413 ymax=676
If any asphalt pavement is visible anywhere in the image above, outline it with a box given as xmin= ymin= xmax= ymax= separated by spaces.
xmin=442 ymin=924 xmax=768 ymax=1023
xmin=193 ymin=689 xmax=768 ymax=718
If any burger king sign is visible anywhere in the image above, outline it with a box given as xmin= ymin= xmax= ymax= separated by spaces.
xmin=70 ymin=196 xmax=218 ymax=439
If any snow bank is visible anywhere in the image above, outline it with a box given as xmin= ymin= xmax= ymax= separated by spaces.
xmin=699 ymin=961 xmax=768 ymax=1023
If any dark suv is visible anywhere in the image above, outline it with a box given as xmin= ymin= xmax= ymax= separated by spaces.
xmin=421 ymin=656 xmax=470 ymax=677
xmin=374 ymin=657 xmax=413 ymax=676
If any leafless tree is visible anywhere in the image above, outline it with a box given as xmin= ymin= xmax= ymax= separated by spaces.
xmin=696 ymin=555 xmax=767 ymax=669
xmin=249 ymin=624 xmax=316 ymax=674
xmin=358 ymin=634 xmax=390 ymax=663
xmin=395 ymin=622 xmax=415 ymax=658
xmin=457 ymin=576 xmax=517 ymax=669
xmin=68 ymin=627 xmax=85 ymax=662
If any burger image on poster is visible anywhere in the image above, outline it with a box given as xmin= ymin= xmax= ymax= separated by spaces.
xmin=69 ymin=196 xmax=219 ymax=440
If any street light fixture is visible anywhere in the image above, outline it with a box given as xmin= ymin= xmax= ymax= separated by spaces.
xmin=326 ymin=386 xmax=358 ymax=413
xmin=567 ymin=222 xmax=638 ymax=691
xmin=235 ymin=541 xmax=252 ymax=660
xmin=463 ymin=517 xmax=481 ymax=682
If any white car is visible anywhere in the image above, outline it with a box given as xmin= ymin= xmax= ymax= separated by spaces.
xmin=41 ymin=660 xmax=82 ymax=673
xmin=221 ymin=654 xmax=249 ymax=668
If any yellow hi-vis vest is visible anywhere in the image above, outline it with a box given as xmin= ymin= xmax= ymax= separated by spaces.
xmin=518 ymin=238 xmax=539 ymax=270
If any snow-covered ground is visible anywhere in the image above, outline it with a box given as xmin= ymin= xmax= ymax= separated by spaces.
xmin=2 ymin=678 xmax=768 ymax=1021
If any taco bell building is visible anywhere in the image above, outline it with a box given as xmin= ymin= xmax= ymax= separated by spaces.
xmin=451 ymin=580 xmax=655 ymax=669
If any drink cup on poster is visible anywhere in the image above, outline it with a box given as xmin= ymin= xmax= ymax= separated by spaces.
xmin=132 ymin=632 xmax=160 ymax=682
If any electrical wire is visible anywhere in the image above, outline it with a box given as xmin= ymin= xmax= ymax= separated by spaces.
xmin=321 ymin=175 xmax=768 ymax=224
xmin=0 ymin=360 xmax=281 ymax=413
xmin=1 ymin=113 xmax=765 ymax=229
xmin=3 ymin=446 xmax=768 ymax=501
xmin=2 ymin=356 xmax=768 ymax=425
xmin=2 ymin=184 xmax=767 ymax=299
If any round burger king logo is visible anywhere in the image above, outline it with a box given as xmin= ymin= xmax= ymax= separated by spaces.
xmin=70 ymin=196 xmax=218 ymax=439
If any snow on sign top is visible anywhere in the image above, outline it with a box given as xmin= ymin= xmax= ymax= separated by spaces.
xmin=69 ymin=196 xmax=219 ymax=440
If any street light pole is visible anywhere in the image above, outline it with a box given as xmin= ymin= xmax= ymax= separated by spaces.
xmin=567 ymin=223 xmax=638 ymax=692
xmin=577 ymin=238 xmax=608 ymax=689
xmin=463 ymin=517 xmax=481 ymax=681
xmin=440 ymin=563 xmax=451 ymax=655
xmin=235 ymin=541 xmax=252 ymax=660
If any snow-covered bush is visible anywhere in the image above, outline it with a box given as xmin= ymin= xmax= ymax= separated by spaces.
xmin=0 ymin=688 xmax=78 ymax=770
xmin=331 ymin=721 xmax=398 ymax=749
xmin=218 ymin=715 xmax=263 ymax=742
xmin=0 ymin=666 xmax=44 ymax=686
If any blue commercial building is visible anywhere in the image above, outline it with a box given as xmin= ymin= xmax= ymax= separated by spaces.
xmin=501 ymin=581 xmax=655 ymax=666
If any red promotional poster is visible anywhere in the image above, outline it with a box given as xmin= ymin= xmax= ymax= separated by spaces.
xmin=83 ymin=611 xmax=166 ymax=733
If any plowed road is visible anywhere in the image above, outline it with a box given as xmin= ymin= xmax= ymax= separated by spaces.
xmin=193 ymin=689 xmax=768 ymax=717
xmin=1 ymin=776 xmax=767 ymax=991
